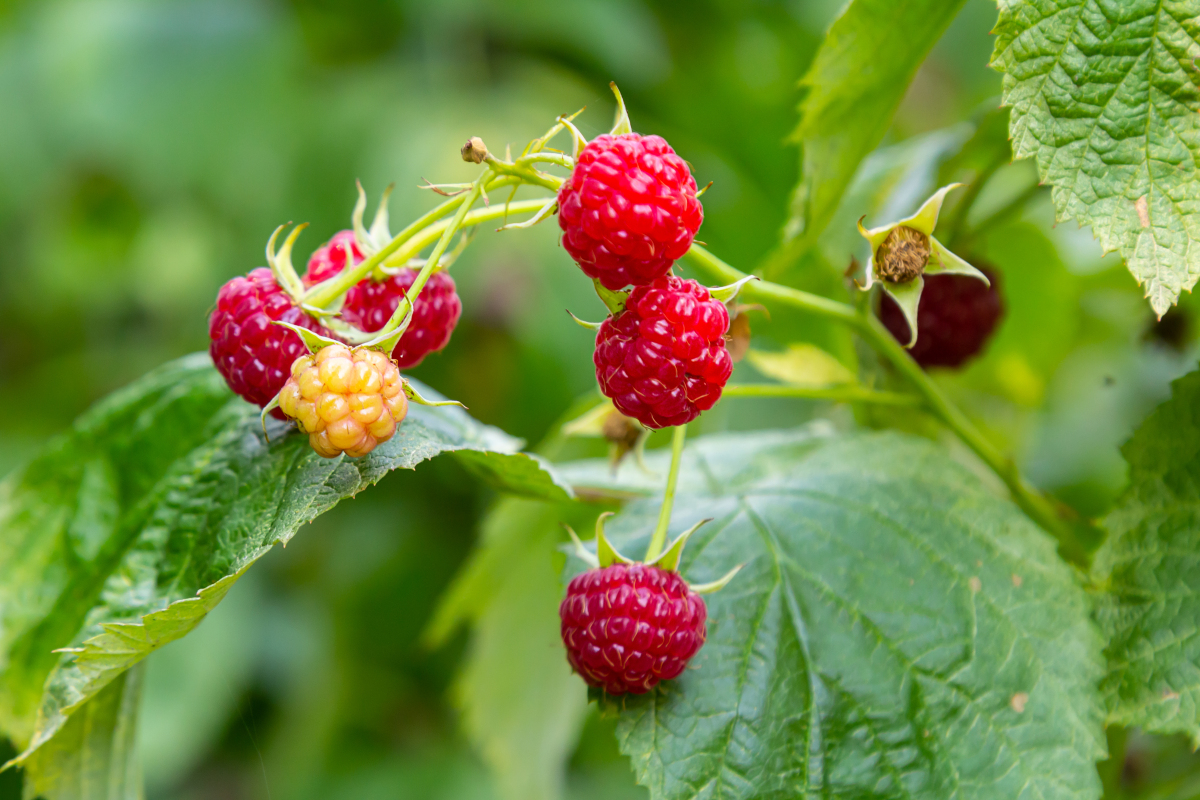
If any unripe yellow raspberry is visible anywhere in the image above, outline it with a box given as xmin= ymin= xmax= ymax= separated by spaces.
xmin=277 ymin=344 xmax=408 ymax=458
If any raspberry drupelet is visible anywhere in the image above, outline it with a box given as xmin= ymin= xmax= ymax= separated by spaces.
xmin=209 ymin=267 xmax=331 ymax=417
xmin=594 ymin=275 xmax=732 ymax=428
xmin=303 ymin=230 xmax=462 ymax=370
xmin=558 ymin=133 xmax=703 ymax=291
xmin=560 ymin=562 xmax=707 ymax=694
xmin=277 ymin=344 xmax=408 ymax=458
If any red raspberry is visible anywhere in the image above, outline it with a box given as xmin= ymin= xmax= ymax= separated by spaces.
xmin=305 ymin=229 xmax=363 ymax=285
xmin=879 ymin=268 xmax=1004 ymax=369
xmin=559 ymin=563 xmax=707 ymax=694
xmin=303 ymin=231 xmax=463 ymax=369
xmin=208 ymin=268 xmax=329 ymax=416
xmin=558 ymin=133 xmax=703 ymax=291
xmin=594 ymin=275 xmax=732 ymax=428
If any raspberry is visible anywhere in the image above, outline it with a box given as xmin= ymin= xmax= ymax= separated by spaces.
xmin=879 ymin=268 xmax=1004 ymax=369
xmin=559 ymin=562 xmax=707 ymax=694
xmin=303 ymin=230 xmax=463 ymax=369
xmin=277 ymin=344 xmax=408 ymax=458
xmin=209 ymin=267 xmax=331 ymax=417
xmin=305 ymin=229 xmax=363 ymax=286
xmin=593 ymin=275 xmax=732 ymax=428
xmin=558 ymin=133 xmax=703 ymax=291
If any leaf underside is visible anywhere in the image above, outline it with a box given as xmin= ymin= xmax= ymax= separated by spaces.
xmin=564 ymin=429 xmax=1105 ymax=800
xmin=0 ymin=353 xmax=567 ymax=769
xmin=1096 ymin=366 xmax=1200 ymax=741
xmin=991 ymin=0 xmax=1200 ymax=316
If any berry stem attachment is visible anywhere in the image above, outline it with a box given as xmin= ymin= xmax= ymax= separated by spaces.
xmin=645 ymin=424 xmax=688 ymax=564
xmin=682 ymin=244 xmax=1102 ymax=564
xmin=367 ymin=170 xmax=493 ymax=350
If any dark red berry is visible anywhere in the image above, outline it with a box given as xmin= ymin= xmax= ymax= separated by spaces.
xmin=208 ymin=268 xmax=330 ymax=417
xmin=559 ymin=563 xmax=707 ymax=695
xmin=879 ymin=268 xmax=1003 ymax=369
xmin=303 ymin=230 xmax=463 ymax=369
xmin=304 ymin=229 xmax=363 ymax=286
xmin=594 ymin=275 xmax=732 ymax=428
xmin=558 ymin=133 xmax=703 ymax=291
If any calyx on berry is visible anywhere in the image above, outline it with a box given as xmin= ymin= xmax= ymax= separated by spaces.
xmin=856 ymin=184 xmax=988 ymax=346
xmin=559 ymin=512 xmax=740 ymax=695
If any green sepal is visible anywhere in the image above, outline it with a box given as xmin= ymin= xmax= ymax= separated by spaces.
xmin=879 ymin=277 xmax=924 ymax=348
xmin=688 ymin=563 xmax=743 ymax=595
xmin=403 ymin=378 xmax=467 ymax=409
xmin=595 ymin=511 xmax=634 ymax=567
xmin=269 ymin=320 xmax=344 ymax=354
xmin=708 ymin=275 xmax=759 ymax=305
xmin=260 ymin=393 xmax=282 ymax=441
xmin=369 ymin=184 xmax=394 ymax=246
xmin=592 ymin=279 xmax=628 ymax=315
xmin=567 ymin=310 xmax=604 ymax=331
xmin=608 ymin=82 xmax=632 ymax=136
xmin=524 ymin=106 xmax=586 ymax=156
xmin=647 ymin=518 xmax=712 ymax=572
xmin=495 ymin=197 xmax=558 ymax=231
xmin=266 ymin=222 xmax=307 ymax=299
xmin=926 ymin=237 xmax=989 ymax=284
xmin=561 ymin=524 xmax=600 ymax=569
xmin=351 ymin=181 xmax=370 ymax=247
xmin=361 ymin=317 xmax=410 ymax=353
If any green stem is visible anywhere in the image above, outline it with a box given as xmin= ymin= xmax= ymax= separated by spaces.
xmin=645 ymin=424 xmax=687 ymax=563
xmin=942 ymin=153 xmax=1004 ymax=247
xmin=485 ymin=156 xmax=565 ymax=192
xmin=682 ymin=245 xmax=1096 ymax=560
xmin=375 ymin=171 xmax=493 ymax=338
xmin=380 ymin=199 xmax=553 ymax=268
xmin=952 ymin=180 xmax=1044 ymax=250
xmin=722 ymin=384 xmax=923 ymax=406
xmin=303 ymin=175 xmax=521 ymax=309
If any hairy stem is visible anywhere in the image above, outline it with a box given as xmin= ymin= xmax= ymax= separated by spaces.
xmin=375 ymin=171 xmax=493 ymax=338
xmin=682 ymin=245 xmax=1097 ymax=560
xmin=645 ymin=424 xmax=688 ymax=563
xmin=302 ymin=175 xmax=521 ymax=309
xmin=722 ymin=384 xmax=923 ymax=406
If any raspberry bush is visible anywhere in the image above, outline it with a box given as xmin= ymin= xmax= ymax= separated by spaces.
xmin=6 ymin=8 xmax=1200 ymax=799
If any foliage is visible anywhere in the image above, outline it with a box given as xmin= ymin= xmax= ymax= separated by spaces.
xmin=1097 ymin=368 xmax=1200 ymax=742
xmin=565 ymin=429 xmax=1104 ymax=800
xmin=992 ymin=0 xmax=1200 ymax=316
xmin=4 ymin=0 xmax=1200 ymax=799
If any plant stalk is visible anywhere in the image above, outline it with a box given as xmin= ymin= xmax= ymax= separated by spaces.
xmin=645 ymin=424 xmax=687 ymax=563
xmin=722 ymin=384 xmax=923 ymax=406
xmin=682 ymin=245 xmax=1096 ymax=560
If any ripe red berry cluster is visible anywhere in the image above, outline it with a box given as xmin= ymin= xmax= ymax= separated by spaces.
xmin=559 ymin=562 xmax=707 ymax=695
xmin=304 ymin=230 xmax=462 ymax=369
xmin=879 ymin=268 xmax=1003 ymax=369
xmin=209 ymin=268 xmax=331 ymax=416
xmin=558 ymin=133 xmax=703 ymax=291
xmin=594 ymin=275 xmax=732 ymax=428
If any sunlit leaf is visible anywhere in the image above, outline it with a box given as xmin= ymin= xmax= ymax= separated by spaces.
xmin=0 ymin=354 xmax=565 ymax=764
xmin=992 ymin=0 xmax=1200 ymax=316
xmin=563 ymin=428 xmax=1105 ymax=800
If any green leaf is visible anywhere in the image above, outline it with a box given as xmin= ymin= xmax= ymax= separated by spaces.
xmin=779 ymin=0 xmax=968 ymax=271
xmin=0 ymin=353 xmax=564 ymax=765
xmin=991 ymin=0 xmax=1200 ymax=316
xmin=563 ymin=428 xmax=1105 ymax=800
xmin=428 ymin=498 xmax=598 ymax=800
xmin=1096 ymin=366 xmax=1200 ymax=740
xmin=20 ymin=666 xmax=143 ymax=800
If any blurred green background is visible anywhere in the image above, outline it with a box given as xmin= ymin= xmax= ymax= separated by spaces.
xmin=1 ymin=1 xmax=1197 ymax=798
